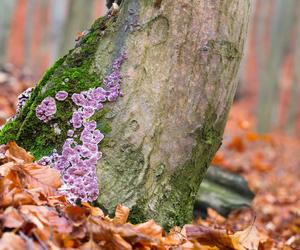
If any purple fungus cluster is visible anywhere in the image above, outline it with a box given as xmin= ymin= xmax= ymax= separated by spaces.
xmin=55 ymin=91 xmax=68 ymax=101
xmin=37 ymin=50 xmax=127 ymax=202
xmin=36 ymin=97 xmax=57 ymax=122
xmin=10 ymin=87 xmax=34 ymax=120
xmin=55 ymin=122 xmax=102 ymax=202
xmin=104 ymin=50 xmax=127 ymax=100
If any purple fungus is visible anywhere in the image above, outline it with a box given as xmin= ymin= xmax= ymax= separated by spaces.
xmin=67 ymin=129 xmax=74 ymax=137
xmin=55 ymin=91 xmax=68 ymax=101
xmin=16 ymin=87 xmax=34 ymax=116
xmin=36 ymin=97 xmax=56 ymax=122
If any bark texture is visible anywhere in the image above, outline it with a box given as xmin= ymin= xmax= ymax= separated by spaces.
xmin=0 ymin=0 xmax=251 ymax=229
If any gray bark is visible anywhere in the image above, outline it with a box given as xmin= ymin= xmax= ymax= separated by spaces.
xmin=0 ymin=0 xmax=251 ymax=229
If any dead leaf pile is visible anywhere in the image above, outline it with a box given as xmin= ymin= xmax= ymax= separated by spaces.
xmin=211 ymin=104 xmax=300 ymax=249
xmin=0 ymin=141 xmax=262 ymax=249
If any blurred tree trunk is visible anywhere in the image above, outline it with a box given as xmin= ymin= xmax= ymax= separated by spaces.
xmin=256 ymin=0 xmax=296 ymax=132
xmin=0 ymin=0 xmax=17 ymax=63
xmin=285 ymin=2 xmax=300 ymax=134
xmin=0 ymin=0 xmax=251 ymax=229
xmin=59 ymin=0 xmax=96 ymax=56
xmin=49 ymin=0 xmax=69 ymax=64
xmin=23 ymin=0 xmax=36 ymax=68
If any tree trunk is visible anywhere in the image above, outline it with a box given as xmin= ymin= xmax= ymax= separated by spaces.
xmin=0 ymin=0 xmax=17 ymax=63
xmin=0 ymin=0 xmax=251 ymax=229
xmin=256 ymin=0 xmax=296 ymax=132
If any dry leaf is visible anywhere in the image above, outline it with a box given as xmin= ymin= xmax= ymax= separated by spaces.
xmin=113 ymin=204 xmax=130 ymax=225
xmin=185 ymin=225 xmax=243 ymax=250
xmin=235 ymin=225 xmax=259 ymax=250
xmin=6 ymin=141 xmax=33 ymax=163
xmin=0 ymin=207 xmax=24 ymax=228
xmin=80 ymin=239 xmax=103 ymax=250
xmin=134 ymin=220 xmax=163 ymax=239
xmin=0 ymin=233 xmax=27 ymax=250
xmin=82 ymin=202 xmax=105 ymax=217
xmin=20 ymin=163 xmax=61 ymax=195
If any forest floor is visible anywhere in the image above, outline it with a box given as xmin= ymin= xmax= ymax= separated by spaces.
xmin=0 ymin=68 xmax=299 ymax=249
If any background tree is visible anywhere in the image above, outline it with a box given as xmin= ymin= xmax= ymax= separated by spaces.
xmin=0 ymin=0 xmax=17 ymax=63
xmin=256 ymin=0 xmax=297 ymax=132
xmin=0 ymin=0 xmax=252 ymax=229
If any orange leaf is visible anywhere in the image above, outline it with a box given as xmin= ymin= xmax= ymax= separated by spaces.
xmin=134 ymin=220 xmax=164 ymax=240
xmin=0 ymin=207 xmax=24 ymax=228
xmin=0 ymin=232 xmax=27 ymax=250
xmin=80 ymin=238 xmax=103 ymax=250
xmin=113 ymin=205 xmax=130 ymax=225
xmin=185 ymin=225 xmax=243 ymax=250
xmin=20 ymin=163 xmax=61 ymax=196
xmin=6 ymin=141 xmax=34 ymax=163
xmin=234 ymin=225 xmax=260 ymax=250
xmin=227 ymin=136 xmax=245 ymax=153
xmin=65 ymin=205 xmax=90 ymax=226
xmin=82 ymin=202 xmax=105 ymax=217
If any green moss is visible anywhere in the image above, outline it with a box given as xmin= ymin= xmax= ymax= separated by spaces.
xmin=207 ymin=39 xmax=240 ymax=61
xmin=0 ymin=16 xmax=117 ymax=159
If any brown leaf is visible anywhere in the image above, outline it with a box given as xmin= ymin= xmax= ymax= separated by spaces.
xmin=164 ymin=230 xmax=186 ymax=246
xmin=0 ymin=162 xmax=15 ymax=176
xmin=0 ymin=207 xmax=24 ymax=228
xmin=20 ymin=163 xmax=61 ymax=196
xmin=0 ymin=232 xmax=27 ymax=250
xmin=6 ymin=141 xmax=34 ymax=163
xmin=80 ymin=239 xmax=103 ymax=250
xmin=113 ymin=205 xmax=130 ymax=225
xmin=0 ymin=171 xmax=35 ymax=207
xmin=185 ymin=225 xmax=243 ymax=250
xmin=65 ymin=205 xmax=90 ymax=226
xmin=134 ymin=220 xmax=164 ymax=239
xmin=234 ymin=225 xmax=259 ymax=250
xmin=81 ymin=202 xmax=105 ymax=217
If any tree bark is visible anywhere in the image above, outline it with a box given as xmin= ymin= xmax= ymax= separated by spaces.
xmin=0 ymin=0 xmax=251 ymax=229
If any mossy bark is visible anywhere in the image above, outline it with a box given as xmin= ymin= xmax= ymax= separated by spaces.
xmin=0 ymin=0 xmax=251 ymax=229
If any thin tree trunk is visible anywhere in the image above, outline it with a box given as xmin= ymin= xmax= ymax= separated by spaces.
xmin=256 ymin=0 xmax=296 ymax=132
xmin=58 ymin=0 xmax=96 ymax=56
xmin=23 ymin=0 xmax=36 ymax=69
xmin=285 ymin=2 xmax=300 ymax=134
xmin=0 ymin=0 xmax=17 ymax=63
xmin=49 ymin=0 xmax=69 ymax=64
xmin=0 ymin=0 xmax=252 ymax=229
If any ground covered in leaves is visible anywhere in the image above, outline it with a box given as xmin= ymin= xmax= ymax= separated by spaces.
xmin=0 ymin=141 xmax=259 ymax=249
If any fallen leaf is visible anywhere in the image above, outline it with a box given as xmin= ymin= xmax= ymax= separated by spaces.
xmin=234 ymin=225 xmax=259 ymax=250
xmin=6 ymin=141 xmax=33 ymax=163
xmin=113 ymin=204 xmax=130 ymax=225
xmin=185 ymin=225 xmax=243 ymax=250
xmin=80 ymin=238 xmax=103 ymax=250
xmin=0 ymin=232 xmax=27 ymax=250
xmin=20 ymin=163 xmax=61 ymax=195
xmin=0 ymin=207 xmax=24 ymax=228
xmin=227 ymin=136 xmax=245 ymax=153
